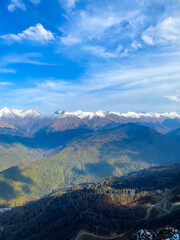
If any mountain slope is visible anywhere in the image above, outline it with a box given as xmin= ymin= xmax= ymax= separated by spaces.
xmin=0 ymin=144 xmax=52 ymax=172
xmin=0 ymin=123 xmax=180 ymax=207
xmin=0 ymin=123 xmax=47 ymax=172
xmin=0 ymin=122 xmax=92 ymax=172
xmin=0 ymin=121 xmax=29 ymax=137
xmin=168 ymin=127 xmax=180 ymax=142
xmin=1 ymin=163 xmax=180 ymax=240
xmin=0 ymin=121 xmax=55 ymax=172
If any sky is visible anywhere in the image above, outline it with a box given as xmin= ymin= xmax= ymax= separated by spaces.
xmin=0 ymin=0 xmax=180 ymax=113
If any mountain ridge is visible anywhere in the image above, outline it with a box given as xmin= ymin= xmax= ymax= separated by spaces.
xmin=1 ymin=107 xmax=180 ymax=119
xmin=1 ymin=107 xmax=180 ymax=134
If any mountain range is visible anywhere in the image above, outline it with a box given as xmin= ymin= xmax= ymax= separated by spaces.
xmin=0 ymin=107 xmax=179 ymax=239
xmin=0 ymin=108 xmax=180 ymax=206
xmin=1 ymin=107 xmax=180 ymax=134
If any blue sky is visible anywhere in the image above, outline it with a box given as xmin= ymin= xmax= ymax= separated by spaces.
xmin=0 ymin=0 xmax=180 ymax=113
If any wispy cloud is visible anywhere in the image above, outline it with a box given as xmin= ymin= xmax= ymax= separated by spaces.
xmin=0 ymin=68 xmax=16 ymax=73
xmin=0 ymin=82 xmax=13 ymax=86
xmin=8 ymin=0 xmax=41 ymax=11
xmin=82 ymin=45 xmax=118 ymax=58
xmin=3 ymin=52 xmax=180 ymax=113
xmin=165 ymin=91 xmax=180 ymax=102
xmin=0 ymin=53 xmax=55 ymax=67
xmin=2 ymin=0 xmax=180 ymax=113
xmin=59 ymin=0 xmax=78 ymax=9
xmin=1 ymin=24 xmax=55 ymax=44
xmin=59 ymin=3 xmax=141 ymax=48
xmin=60 ymin=35 xmax=81 ymax=46
xmin=8 ymin=0 xmax=26 ymax=12
xmin=142 ymin=17 xmax=180 ymax=46
xmin=30 ymin=0 xmax=41 ymax=5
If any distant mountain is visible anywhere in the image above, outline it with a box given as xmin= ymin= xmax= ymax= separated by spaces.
xmin=1 ymin=162 xmax=179 ymax=240
xmin=0 ymin=120 xmax=55 ymax=172
xmin=48 ymin=109 xmax=180 ymax=133
xmin=0 ymin=123 xmax=180 ymax=207
xmin=0 ymin=144 xmax=51 ymax=173
xmin=0 ymin=121 xmax=25 ymax=136
xmin=0 ymin=107 xmax=45 ymax=134
xmin=168 ymin=127 xmax=180 ymax=142
xmin=1 ymin=107 xmax=180 ymax=135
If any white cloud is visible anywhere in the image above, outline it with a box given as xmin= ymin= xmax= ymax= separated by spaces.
xmin=67 ymin=0 xmax=78 ymax=8
xmin=82 ymin=45 xmax=118 ymax=58
xmin=60 ymin=0 xmax=78 ymax=9
xmin=142 ymin=17 xmax=180 ymax=46
xmin=116 ymin=45 xmax=123 ymax=53
xmin=76 ymin=11 xmax=124 ymax=38
xmin=0 ymin=82 xmax=13 ymax=86
xmin=8 ymin=0 xmax=26 ymax=12
xmin=30 ymin=0 xmax=41 ymax=4
xmin=165 ymin=91 xmax=180 ymax=102
xmin=60 ymin=35 xmax=81 ymax=45
xmin=37 ymin=80 xmax=58 ymax=89
xmin=57 ymin=4 xmax=143 ymax=58
xmin=8 ymin=0 xmax=40 ymax=11
xmin=130 ymin=41 xmax=143 ymax=50
xmin=59 ymin=9 xmax=138 ymax=46
xmin=1 ymin=24 xmax=55 ymax=44
xmin=0 ymin=53 xmax=55 ymax=67
xmin=0 ymin=68 xmax=16 ymax=73
xmin=58 ymin=12 xmax=124 ymax=49
xmin=6 ymin=53 xmax=180 ymax=112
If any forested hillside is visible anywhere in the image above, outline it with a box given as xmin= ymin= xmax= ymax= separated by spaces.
xmin=1 ymin=163 xmax=179 ymax=240
xmin=0 ymin=123 xmax=180 ymax=207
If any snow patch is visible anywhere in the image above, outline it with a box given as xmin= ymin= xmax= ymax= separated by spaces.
xmin=0 ymin=208 xmax=11 ymax=213
xmin=53 ymin=110 xmax=106 ymax=119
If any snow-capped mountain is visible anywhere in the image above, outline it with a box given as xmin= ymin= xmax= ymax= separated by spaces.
xmin=51 ymin=109 xmax=180 ymax=133
xmin=53 ymin=110 xmax=180 ymax=120
xmin=0 ymin=107 xmax=45 ymax=134
xmin=53 ymin=110 xmax=107 ymax=119
xmin=0 ymin=107 xmax=42 ymax=118
xmin=0 ymin=107 xmax=180 ymax=134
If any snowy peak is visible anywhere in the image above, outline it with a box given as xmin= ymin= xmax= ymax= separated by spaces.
xmin=108 ymin=111 xmax=180 ymax=119
xmin=1 ymin=107 xmax=180 ymax=120
xmin=0 ymin=107 xmax=42 ymax=118
xmin=53 ymin=110 xmax=106 ymax=119
xmin=53 ymin=110 xmax=180 ymax=120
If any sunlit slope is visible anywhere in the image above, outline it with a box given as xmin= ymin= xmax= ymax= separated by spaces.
xmin=0 ymin=143 xmax=49 ymax=172
xmin=0 ymin=123 xmax=180 ymax=207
